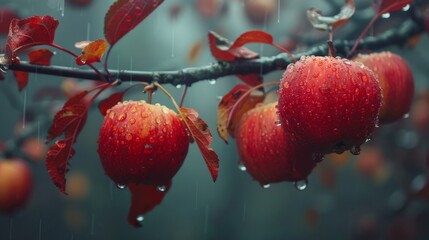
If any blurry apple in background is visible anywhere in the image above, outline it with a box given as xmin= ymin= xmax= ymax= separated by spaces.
xmin=196 ymin=0 xmax=222 ymax=19
xmin=244 ymin=0 xmax=277 ymax=24
xmin=0 ymin=159 xmax=33 ymax=214
xmin=410 ymin=91 xmax=429 ymax=132
xmin=353 ymin=52 xmax=415 ymax=124
xmin=355 ymin=146 xmax=389 ymax=183
xmin=21 ymin=137 xmax=47 ymax=162
xmin=235 ymin=102 xmax=318 ymax=186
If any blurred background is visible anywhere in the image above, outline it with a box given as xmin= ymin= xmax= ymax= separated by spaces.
xmin=1 ymin=0 xmax=429 ymax=239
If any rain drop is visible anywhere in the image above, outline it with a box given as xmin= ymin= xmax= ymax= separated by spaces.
xmin=381 ymin=12 xmax=390 ymax=19
xmin=262 ymin=184 xmax=271 ymax=189
xmin=135 ymin=6 xmax=143 ymax=16
xmin=350 ymin=145 xmax=361 ymax=155
xmin=294 ymin=179 xmax=308 ymax=191
xmin=143 ymin=144 xmax=154 ymax=154
xmin=56 ymin=140 xmax=66 ymax=149
xmin=117 ymin=113 xmax=127 ymax=122
xmin=208 ymin=80 xmax=216 ymax=85
xmin=403 ymin=113 xmax=410 ymax=119
xmin=157 ymin=185 xmax=167 ymax=192
xmin=136 ymin=215 xmax=144 ymax=223
xmin=319 ymin=86 xmax=331 ymax=94
xmin=238 ymin=162 xmax=247 ymax=172
xmin=116 ymin=183 xmax=126 ymax=190
xmin=176 ymin=84 xmax=182 ymax=89
xmin=402 ymin=4 xmax=410 ymax=11
xmin=274 ymin=120 xmax=282 ymax=126
xmin=343 ymin=60 xmax=351 ymax=65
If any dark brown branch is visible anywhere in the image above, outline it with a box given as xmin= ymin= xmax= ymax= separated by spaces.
xmin=7 ymin=18 xmax=423 ymax=86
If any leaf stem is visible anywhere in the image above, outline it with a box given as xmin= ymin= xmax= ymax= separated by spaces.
xmin=179 ymin=85 xmax=189 ymax=108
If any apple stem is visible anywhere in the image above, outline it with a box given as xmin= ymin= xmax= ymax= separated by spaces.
xmin=327 ymin=40 xmax=336 ymax=58
xmin=179 ymin=85 xmax=189 ymax=108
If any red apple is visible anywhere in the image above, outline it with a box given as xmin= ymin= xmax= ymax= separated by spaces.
xmin=277 ymin=56 xmax=382 ymax=154
xmin=244 ymin=0 xmax=277 ymax=24
xmin=235 ymin=102 xmax=318 ymax=185
xmin=353 ymin=52 xmax=414 ymax=124
xmin=98 ymin=101 xmax=189 ymax=186
xmin=0 ymin=159 xmax=33 ymax=214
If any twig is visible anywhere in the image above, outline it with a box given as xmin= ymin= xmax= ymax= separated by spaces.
xmin=7 ymin=18 xmax=423 ymax=86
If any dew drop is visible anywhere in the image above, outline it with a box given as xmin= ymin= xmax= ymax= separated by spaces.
xmin=381 ymin=12 xmax=390 ymax=19
xmin=283 ymin=82 xmax=290 ymax=89
xmin=361 ymin=75 xmax=368 ymax=82
xmin=274 ymin=120 xmax=282 ymax=126
xmin=238 ymin=162 xmax=247 ymax=172
xmin=143 ymin=144 xmax=154 ymax=154
xmin=125 ymin=133 xmax=133 ymax=141
xmin=56 ymin=140 xmax=66 ymax=149
xmin=116 ymin=183 xmax=126 ymax=190
xmin=350 ymin=145 xmax=361 ymax=155
xmin=117 ymin=113 xmax=127 ymax=122
xmin=343 ymin=60 xmax=351 ymax=65
xmin=403 ymin=113 xmax=410 ymax=119
xmin=129 ymin=118 xmax=136 ymax=125
xmin=176 ymin=84 xmax=182 ymax=89
xmin=136 ymin=215 xmax=144 ymax=222
xmin=319 ymin=86 xmax=331 ymax=94
xmin=262 ymin=184 xmax=271 ymax=189
xmin=402 ymin=4 xmax=410 ymax=11
xmin=135 ymin=6 xmax=143 ymax=16
xmin=294 ymin=179 xmax=308 ymax=191
xmin=208 ymin=80 xmax=216 ymax=85
xmin=157 ymin=185 xmax=167 ymax=192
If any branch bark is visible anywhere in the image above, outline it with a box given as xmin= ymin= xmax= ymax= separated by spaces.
xmin=6 ymin=18 xmax=424 ymax=87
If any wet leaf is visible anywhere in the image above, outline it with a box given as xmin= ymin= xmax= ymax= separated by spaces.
xmin=0 ymin=8 xmax=19 ymax=35
xmin=46 ymin=139 xmax=75 ymax=193
xmin=46 ymin=91 xmax=89 ymax=142
xmin=376 ymin=0 xmax=412 ymax=15
xmin=104 ymin=0 xmax=164 ymax=46
xmin=13 ymin=70 xmax=28 ymax=91
xmin=28 ymin=48 xmax=54 ymax=65
xmin=236 ymin=74 xmax=263 ymax=87
xmin=180 ymin=107 xmax=219 ymax=182
xmin=98 ymin=92 xmax=124 ymax=116
xmin=75 ymin=39 xmax=108 ymax=65
xmin=208 ymin=31 xmax=259 ymax=62
xmin=6 ymin=16 xmax=59 ymax=61
xmin=217 ymin=84 xmax=264 ymax=143
xmin=307 ymin=0 xmax=355 ymax=31
xmin=127 ymin=181 xmax=171 ymax=228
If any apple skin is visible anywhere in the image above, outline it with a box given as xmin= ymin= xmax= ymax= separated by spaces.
xmin=98 ymin=101 xmax=189 ymax=186
xmin=235 ymin=102 xmax=318 ymax=185
xmin=353 ymin=52 xmax=414 ymax=124
xmin=244 ymin=0 xmax=277 ymax=24
xmin=0 ymin=159 xmax=33 ymax=214
xmin=277 ymin=56 xmax=382 ymax=154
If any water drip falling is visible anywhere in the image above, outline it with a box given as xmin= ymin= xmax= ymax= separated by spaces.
xmin=157 ymin=185 xmax=166 ymax=192
xmin=262 ymin=184 xmax=271 ymax=189
xmin=277 ymin=0 xmax=281 ymax=23
xmin=294 ymin=179 xmax=308 ymax=191
xmin=274 ymin=120 xmax=282 ymax=126
xmin=350 ymin=146 xmax=361 ymax=155
xmin=381 ymin=13 xmax=390 ymax=19
xmin=86 ymin=22 xmax=91 ymax=41
xmin=238 ymin=162 xmax=247 ymax=172
xmin=171 ymin=19 xmax=175 ymax=58
xmin=136 ymin=215 xmax=144 ymax=223
xmin=116 ymin=183 xmax=126 ymax=190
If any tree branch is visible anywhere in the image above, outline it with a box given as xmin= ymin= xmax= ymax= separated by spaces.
xmin=7 ymin=18 xmax=423 ymax=86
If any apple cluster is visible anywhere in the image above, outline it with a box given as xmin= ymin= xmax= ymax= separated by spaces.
xmin=236 ymin=52 xmax=414 ymax=187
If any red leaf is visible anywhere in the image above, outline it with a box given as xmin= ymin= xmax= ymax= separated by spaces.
xmin=0 ymin=8 xmax=19 ymax=35
xmin=376 ymin=0 xmax=412 ymax=14
xmin=13 ymin=70 xmax=28 ymax=91
xmin=98 ymin=92 xmax=124 ymax=116
xmin=46 ymin=91 xmax=89 ymax=142
xmin=307 ymin=0 xmax=355 ymax=31
xmin=127 ymin=181 xmax=171 ymax=228
xmin=217 ymin=84 xmax=264 ymax=143
xmin=45 ymin=139 xmax=75 ymax=193
xmin=179 ymin=108 xmax=219 ymax=182
xmin=6 ymin=16 xmax=59 ymax=61
xmin=75 ymin=39 xmax=108 ymax=65
xmin=236 ymin=74 xmax=263 ymax=87
xmin=104 ymin=0 xmax=164 ymax=46
xmin=28 ymin=48 xmax=54 ymax=65
xmin=208 ymin=31 xmax=259 ymax=62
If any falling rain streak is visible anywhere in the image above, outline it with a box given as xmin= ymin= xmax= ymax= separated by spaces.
xmin=171 ymin=20 xmax=176 ymax=58
xmin=204 ymin=205 xmax=209 ymax=234
xmin=58 ymin=0 xmax=65 ymax=17
xmin=86 ymin=23 xmax=91 ymax=40
xmin=195 ymin=181 xmax=199 ymax=210
xmin=277 ymin=0 xmax=281 ymax=23
xmin=22 ymin=90 xmax=27 ymax=129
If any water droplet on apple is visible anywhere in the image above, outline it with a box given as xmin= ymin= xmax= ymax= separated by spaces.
xmin=143 ymin=144 xmax=154 ymax=154
xmin=116 ymin=183 xmax=126 ymax=190
xmin=157 ymin=185 xmax=167 ymax=192
xmin=136 ymin=215 xmax=144 ymax=223
xmin=319 ymin=86 xmax=331 ymax=94
xmin=343 ymin=60 xmax=351 ymax=65
xmin=262 ymin=184 xmax=271 ymax=189
xmin=333 ymin=143 xmax=346 ymax=154
xmin=125 ymin=133 xmax=133 ymax=141
xmin=117 ymin=113 xmax=127 ymax=122
xmin=294 ymin=179 xmax=308 ymax=191
xmin=350 ymin=146 xmax=361 ymax=155
xmin=238 ymin=162 xmax=247 ymax=171
xmin=274 ymin=120 xmax=282 ymax=126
